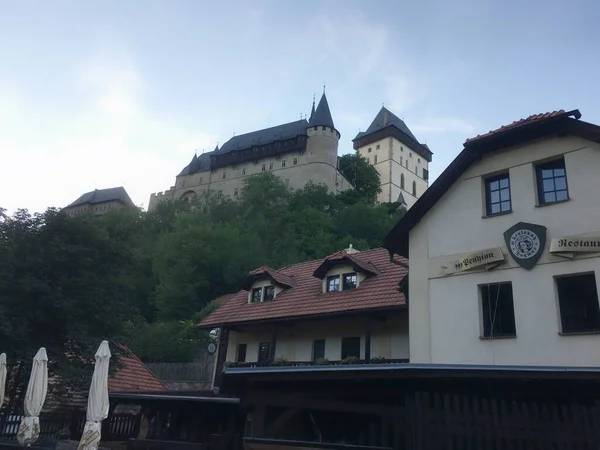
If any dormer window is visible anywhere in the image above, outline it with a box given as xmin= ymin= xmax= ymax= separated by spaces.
xmin=327 ymin=276 xmax=340 ymax=292
xmin=264 ymin=285 xmax=275 ymax=301
xmin=343 ymin=273 xmax=357 ymax=290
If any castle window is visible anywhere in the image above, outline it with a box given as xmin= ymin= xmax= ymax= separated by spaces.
xmin=234 ymin=188 xmax=239 ymax=197
xmin=412 ymin=181 xmax=417 ymax=196
xmin=242 ymin=168 xmax=246 ymax=176
xmin=262 ymin=164 xmax=266 ymax=172
xmin=374 ymin=155 xmax=378 ymax=164
xmin=199 ymin=177 xmax=203 ymax=184
xmin=222 ymin=172 xmax=227 ymax=179
xmin=401 ymin=147 xmax=404 ymax=152
xmin=368 ymin=147 xmax=372 ymax=153
xmin=269 ymin=162 xmax=274 ymax=170
xmin=181 ymin=180 xmax=187 ymax=187
xmin=282 ymin=160 xmax=286 ymax=168
xmin=322 ymin=126 xmax=326 ymax=131
xmin=401 ymin=174 xmax=405 ymax=189
xmin=293 ymin=157 xmax=298 ymax=165
xmin=418 ymin=158 xmax=421 ymax=163
xmin=376 ymin=144 xmax=380 ymax=150
xmin=285 ymin=179 xmax=290 ymax=186
xmin=409 ymin=152 xmax=412 ymax=158
xmin=327 ymin=275 xmax=340 ymax=292
xmin=314 ymin=126 xmax=318 ymax=131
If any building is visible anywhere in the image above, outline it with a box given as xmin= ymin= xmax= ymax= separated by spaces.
xmin=383 ymin=109 xmax=600 ymax=367
xmin=353 ymin=107 xmax=433 ymax=207
xmin=148 ymin=93 xmax=352 ymax=210
xmin=63 ymin=186 xmax=136 ymax=216
xmin=198 ymin=246 xmax=408 ymax=367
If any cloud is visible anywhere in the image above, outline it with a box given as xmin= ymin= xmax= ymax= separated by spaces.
xmin=0 ymin=52 xmax=216 ymax=214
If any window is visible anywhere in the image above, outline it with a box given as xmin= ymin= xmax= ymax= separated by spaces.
xmin=367 ymin=157 xmax=370 ymax=164
xmin=284 ymin=179 xmax=289 ymax=186
xmin=251 ymin=288 xmax=262 ymax=303
xmin=269 ymin=162 xmax=274 ymax=170
xmin=199 ymin=177 xmax=203 ymax=184
xmin=341 ymin=337 xmax=360 ymax=359
xmin=237 ymin=344 xmax=247 ymax=363
xmin=343 ymin=273 xmax=357 ymax=290
xmin=263 ymin=285 xmax=275 ymax=301
xmin=234 ymin=188 xmax=239 ymax=197
xmin=418 ymin=158 xmax=421 ymax=163
xmin=423 ymin=168 xmax=429 ymax=181
xmin=374 ymin=155 xmax=378 ymax=164
xmin=312 ymin=339 xmax=325 ymax=361
xmin=400 ymin=173 xmax=405 ymax=189
xmin=412 ymin=181 xmax=416 ymax=196
xmin=480 ymin=283 xmax=516 ymax=338
xmin=322 ymin=126 xmax=326 ymax=131
xmin=327 ymin=275 xmax=340 ymax=292
xmin=556 ymin=273 xmax=600 ymax=333
xmin=485 ymin=173 xmax=511 ymax=215
xmin=242 ymin=168 xmax=246 ymax=176
xmin=261 ymin=164 xmax=266 ymax=172
xmin=222 ymin=172 xmax=227 ymax=179
xmin=281 ymin=160 xmax=286 ymax=168
xmin=400 ymin=157 xmax=403 ymax=165
xmin=368 ymin=147 xmax=372 ymax=153
xmin=401 ymin=146 xmax=404 ymax=152
xmin=181 ymin=180 xmax=187 ymax=187
xmin=258 ymin=342 xmax=274 ymax=363
xmin=314 ymin=126 xmax=318 ymax=131
xmin=293 ymin=157 xmax=298 ymax=165
xmin=376 ymin=144 xmax=380 ymax=150
xmin=536 ymin=158 xmax=568 ymax=205
xmin=409 ymin=152 xmax=412 ymax=158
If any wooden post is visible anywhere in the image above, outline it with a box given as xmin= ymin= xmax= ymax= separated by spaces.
xmin=365 ymin=318 xmax=372 ymax=362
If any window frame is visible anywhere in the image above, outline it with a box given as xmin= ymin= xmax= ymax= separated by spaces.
xmin=312 ymin=339 xmax=326 ymax=361
xmin=250 ymin=288 xmax=262 ymax=303
xmin=480 ymin=282 xmax=517 ymax=338
xmin=263 ymin=285 xmax=275 ymax=301
xmin=556 ymin=272 xmax=600 ymax=334
xmin=326 ymin=275 xmax=340 ymax=292
xmin=237 ymin=344 xmax=247 ymax=363
xmin=258 ymin=342 xmax=274 ymax=363
xmin=374 ymin=155 xmax=378 ymax=164
xmin=281 ymin=160 xmax=286 ymax=168
xmin=293 ymin=157 xmax=298 ymax=165
xmin=342 ymin=272 xmax=357 ymax=290
xmin=261 ymin=164 xmax=266 ymax=172
xmin=485 ymin=173 xmax=512 ymax=216
xmin=536 ymin=158 xmax=569 ymax=205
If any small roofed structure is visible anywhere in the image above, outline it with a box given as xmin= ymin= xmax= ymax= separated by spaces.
xmin=62 ymin=186 xmax=137 ymax=216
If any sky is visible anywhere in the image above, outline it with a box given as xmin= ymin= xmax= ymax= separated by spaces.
xmin=1 ymin=0 xmax=599 ymax=213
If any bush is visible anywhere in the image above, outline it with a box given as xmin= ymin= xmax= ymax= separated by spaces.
xmin=340 ymin=356 xmax=359 ymax=365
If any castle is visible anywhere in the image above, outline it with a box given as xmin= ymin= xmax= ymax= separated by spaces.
xmin=148 ymin=92 xmax=352 ymax=210
xmin=148 ymin=93 xmax=433 ymax=211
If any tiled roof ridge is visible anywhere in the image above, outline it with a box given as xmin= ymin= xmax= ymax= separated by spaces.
xmin=114 ymin=343 xmax=167 ymax=390
xmin=464 ymin=109 xmax=578 ymax=144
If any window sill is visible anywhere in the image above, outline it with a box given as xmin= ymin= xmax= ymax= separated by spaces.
xmin=559 ymin=330 xmax=600 ymax=336
xmin=535 ymin=198 xmax=570 ymax=208
xmin=482 ymin=210 xmax=513 ymax=219
xmin=479 ymin=335 xmax=516 ymax=340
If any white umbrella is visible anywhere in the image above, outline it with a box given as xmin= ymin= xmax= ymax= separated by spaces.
xmin=78 ymin=341 xmax=111 ymax=450
xmin=0 ymin=353 xmax=7 ymax=409
xmin=17 ymin=347 xmax=48 ymax=446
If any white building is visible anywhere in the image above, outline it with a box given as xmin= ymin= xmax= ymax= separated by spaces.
xmin=353 ymin=107 xmax=433 ymax=207
xmin=384 ymin=109 xmax=600 ymax=367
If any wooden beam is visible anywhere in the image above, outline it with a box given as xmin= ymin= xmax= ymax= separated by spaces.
xmin=365 ymin=319 xmax=372 ymax=362
xmin=213 ymin=327 xmax=230 ymax=390
xmin=264 ymin=409 xmax=299 ymax=438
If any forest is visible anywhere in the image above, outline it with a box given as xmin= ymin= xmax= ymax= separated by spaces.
xmin=0 ymin=154 xmax=405 ymax=395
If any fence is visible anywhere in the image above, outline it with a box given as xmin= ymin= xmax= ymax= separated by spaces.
xmin=0 ymin=412 xmax=140 ymax=442
xmin=145 ymin=361 xmax=214 ymax=383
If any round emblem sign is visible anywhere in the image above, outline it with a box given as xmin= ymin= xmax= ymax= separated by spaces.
xmin=207 ymin=342 xmax=217 ymax=355
xmin=509 ymin=229 xmax=541 ymax=260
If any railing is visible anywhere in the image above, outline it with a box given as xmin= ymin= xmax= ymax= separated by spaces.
xmin=145 ymin=361 xmax=214 ymax=383
xmin=225 ymin=358 xmax=409 ymax=369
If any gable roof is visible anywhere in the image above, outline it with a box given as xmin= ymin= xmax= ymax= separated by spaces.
xmin=108 ymin=345 xmax=167 ymax=393
xmin=67 ymin=187 xmax=135 ymax=209
xmin=309 ymin=92 xmax=337 ymax=133
xmin=219 ymin=119 xmax=309 ymax=153
xmin=312 ymin=251 xmax=380 ymax=279
xmin=198 ymin=247 xmax=407 ymax=328
xmin=383 ymin=109 xmax=600 ymax=257
xmin=354 ymin=107 xmax=417 ymax=142
xmin=242 ymin=266 xmax=296 ymax=290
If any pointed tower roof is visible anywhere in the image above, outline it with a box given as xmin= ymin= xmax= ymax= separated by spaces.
xmin=309 ymin=95 xmax=316 ymax=122
xmin=309 ymin=92 xmax=336 ymax=131
xmin=354 ymin=107 xmax=417 ymax=142
xmin=214 ymin=144 xmax=219 ymax=152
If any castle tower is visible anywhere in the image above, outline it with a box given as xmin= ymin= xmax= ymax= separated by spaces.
xmin=353 ymin=107 xmax=433 ymax=208
xmin=305 ymin=92 xmax=340 ymax=168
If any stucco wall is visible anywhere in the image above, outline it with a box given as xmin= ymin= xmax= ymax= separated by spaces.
xmin=225 ymin=313 xmax=409 ymax=363
xmin=63 ymin=200 xmax=126 ymax=216
xmin=408 ymin=135 xmax=600 ymax=366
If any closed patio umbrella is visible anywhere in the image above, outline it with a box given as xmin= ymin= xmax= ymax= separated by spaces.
xmin=77 ymin=341 xmax=111 ymax=450
xmin=0 ymin=353 xmax=6 ymax=409
xmin=17 ymin=347 xmax=48 ymax=446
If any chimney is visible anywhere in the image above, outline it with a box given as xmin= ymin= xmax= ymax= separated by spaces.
xmin=383 ymin=109 xmax=389 ymax=126
xmin=346 ymin=244 xmax=360 ymax=254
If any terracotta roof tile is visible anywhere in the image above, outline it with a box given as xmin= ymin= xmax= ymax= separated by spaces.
xmin=464 ymin=110 xmax=569 ymax=144
xmin=243 ymin=266 xmax=296 ymax=290
xmin=313 ymin=250 xmax=380 ymax=278
xmin=108 ymin=345 xmax=167 ymax=393
xmin=199 ymin=247 xmax=407 ymax=327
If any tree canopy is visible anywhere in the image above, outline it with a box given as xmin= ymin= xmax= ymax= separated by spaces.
xmin=0 ymin=168 xmax=405 ymax=398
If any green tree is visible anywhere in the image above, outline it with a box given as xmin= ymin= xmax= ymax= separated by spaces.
xmin=338 ymin=153 xmax=382 ymax=204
